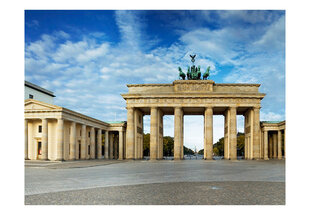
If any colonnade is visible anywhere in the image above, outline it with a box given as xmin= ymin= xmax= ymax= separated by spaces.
xmin=126 ymin=106 xmax=262 ymax=160
xmin=263 ymin=130 xmax=285 ymax=160
xmin=24 ymin=118 xmax=125 ymax=161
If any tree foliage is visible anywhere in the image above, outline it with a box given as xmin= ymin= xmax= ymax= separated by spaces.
xmin=213 ymin=132 xmax=245 ymax=156
xmin=143 ymin=133 xmax=194 ymax=156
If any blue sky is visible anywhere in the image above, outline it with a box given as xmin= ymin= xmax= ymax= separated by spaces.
xmin=25 ymin=10 xmax=285 ymax=151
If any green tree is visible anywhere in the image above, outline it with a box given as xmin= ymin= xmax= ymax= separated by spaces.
xmin=163 ymin=136 xmax=174 ymax=156
xmin=213 ymin=137 xmax=224 ymax=156
xmin=237 ymin=132 xmax=245 ymax=156
xmin=143 ymin=133 xmax=150 ymax=156
xmin=183 ymin=146 xmax=195 ymax=155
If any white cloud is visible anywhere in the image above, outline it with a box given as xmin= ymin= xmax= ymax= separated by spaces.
xmin=25 ymin=11 xmax=285 ymax=146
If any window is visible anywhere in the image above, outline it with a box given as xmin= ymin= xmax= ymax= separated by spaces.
xmin=89 ymin=132 xmax=90 ymax=137
xmin=38 ymin=125 xmax=42 ymax=133
xmin=88 ymin=145 xmax=90 ymax=155
xmin=29 ymin=94 xmax=34 ymax=99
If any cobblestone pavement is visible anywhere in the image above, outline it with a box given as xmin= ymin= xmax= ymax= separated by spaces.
xmin=25 ymin=159 xmax=285 ymax=204
xmin=25 ymin=181 xmax=285 ymax=205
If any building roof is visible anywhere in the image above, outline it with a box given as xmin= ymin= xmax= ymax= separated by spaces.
xmin=261 ymin=121 xmax=282 ymax=124
xmin=25 ymin=81 xmax=55 ymax=97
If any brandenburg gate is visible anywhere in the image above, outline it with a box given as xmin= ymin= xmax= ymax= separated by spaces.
xmin=122 ymin=80 xmax=266 ymax=160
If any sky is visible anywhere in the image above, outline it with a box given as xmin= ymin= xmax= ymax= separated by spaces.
xmin=25 ymin=10 xmax=285 ymax=151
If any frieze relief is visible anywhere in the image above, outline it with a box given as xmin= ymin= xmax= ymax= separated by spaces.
xmin=127 ymin=98 xmax=260 ymax=105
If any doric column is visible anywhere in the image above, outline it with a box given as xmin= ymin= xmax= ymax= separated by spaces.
xmin=224 ymin=109 xmax=230 ymax=159
xmin=269 ymin=135 xmax=273 ymax=158
xmin=25 ymin=119 xmax=29 ymax=160
xmin=150 ymin=107 xmax=158 ymax=160
xmin=81 ymin=124 xmax=86 ymax=160
xmin=273 ymin=133 xmax=277 ymax=158
xmin=253 ymin=107 xmax=261 ymax=159
xmin=229 ymin=107 xmax=237 ymax=160
xmin=56 ymin=118 xmax=64 ymax=161
xmin=278 ymin=130 xmax=282 ymax=159
xmin=157 ymin=109 xmax=164 ymax=160
xmin=97 ymin=129 xmax=102 ymax=159
xmin=69 ymin=122 xmax=76 ymax=160
xmin=244 ymin=136 xmax=248 ymax=159
xmin=119 ymin=131 xmax=124 ymax=160
xmin=174 ymin=107 xmax=183 ymax=160
xmin=110 ymin=134 xmax=114 ymax=159
xmin=264 ymin=130 xmax=269 ymax=160
xmin=204 ymin=107 xmax=213 ymax=160
xmin=181 ymin=113 xmax=184 ymax=159
xmin=90 ymin=127 xmax=95 ymax=159
xmin=41 ymin=118 xmax=48 ymax=160
xmin=126 ymin=107 xmax=135 ymax=159
xmin=283 ymin=129 xmax=286 ymax=158
xmin=104 ymin=130 xmax=109 ymax=159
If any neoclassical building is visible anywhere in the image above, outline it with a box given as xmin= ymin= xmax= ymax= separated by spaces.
xmin=24 ymin=99 xmax=126 ymax=161
xmin=24 ymin=80 xmax=285 ymax=161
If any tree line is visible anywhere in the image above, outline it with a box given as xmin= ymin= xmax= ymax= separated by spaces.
xmin=143 ymin=133 xmax=195 ymax=156
xmin=143 ymin=132 xmax=245 ymax=157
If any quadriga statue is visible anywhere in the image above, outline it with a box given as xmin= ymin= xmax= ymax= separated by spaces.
xmin=178 ymin=55 xmax=210 ymax=80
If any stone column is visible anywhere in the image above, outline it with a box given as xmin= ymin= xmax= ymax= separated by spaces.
xmin=264 ymin=130 xmax=269 ymax=160
xmin=110 ymin=134 xmax=114 ymax=159
xmin=174 ymin=107 xmax=183 ymax=160
xmin=204 ymin=107 xmax=213 ymax=160
xmin=253 ymin=107 xmax=261 ymax=159
xmin=69 ymin=122 xmax=76 ymax=160
xmin=25 ymin=119 xmax=29 ymax=160
xmin=273 ymin=133 xmax=277 ymax=158
xmin=224 ymin=109 xmax=230 ymax=159
xmin=261 ymin=131 xmax=264 ymax=159
xmin=126 ymin=107 xmax=135 ymax=159
xmin=104 ymin=130 xmax=109 ymax=159
xmin=269 ymin=135 xmax=273 ymax=158
xmin=97 ymin=129 xmax=102 ymax=159
xmin=81 ymin=124 xmax=86 ymax=160
xmin=150 ymin=107 xmax=158 ymax=160
xmin=229 ymin=107 xmax=237 ymax=160
xmin=119 ymin=131 xmax=124 ymax=160
xmin=41 ymin=118 xmax=48 ymax=160
xmin=278 ymin=130 xmax=282 ymax=159
xmin=283 ymin=129 xmax=286 ymax=158
xmin=90 ymin=127 xmax=95 ymax=159
xmin=56 ymin=118 xmax=64 ymax=161
xmin=158 ymin=109 xmax=164 ymax=160
xmin=181 ymin=114 xmax=184 ymax=159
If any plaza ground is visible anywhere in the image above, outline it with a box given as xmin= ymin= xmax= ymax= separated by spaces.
xmin=25 ymin=159 xmax=285 ymax=205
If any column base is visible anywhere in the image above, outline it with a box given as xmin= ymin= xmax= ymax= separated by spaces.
xmin=264 ymin=158 xmax=269 ymax=160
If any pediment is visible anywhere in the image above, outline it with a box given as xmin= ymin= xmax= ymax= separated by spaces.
xmin=24 ymin=99 xmax=61 ymax=110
